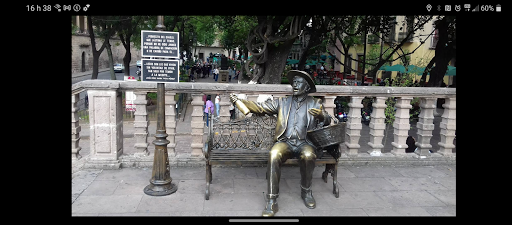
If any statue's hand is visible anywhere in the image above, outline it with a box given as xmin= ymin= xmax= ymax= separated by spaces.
xmin=229 ymin=93 xmax=238 ymax=103
xmin=308 ymin=105 xmax=324 ymax=121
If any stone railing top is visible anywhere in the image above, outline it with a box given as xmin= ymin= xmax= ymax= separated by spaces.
xmin=72 ymin=80 xmax=456 ymax=98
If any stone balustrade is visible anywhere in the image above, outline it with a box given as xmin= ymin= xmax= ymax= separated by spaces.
xmin=72 ymin=80 xmax=456 ymax=169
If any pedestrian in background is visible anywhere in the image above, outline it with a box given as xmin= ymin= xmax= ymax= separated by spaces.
xmin=215 ymin=94 xmax=221 ymax=118
xmin=207 ymin=63 xmax=212 ymax=77
xmin=205 ymin=95 xmax=214 ymax=127
xmin=213 ymin=67 xmax=219 ymax=82
xmin=228 ymin=66 xmax=232 ymax=82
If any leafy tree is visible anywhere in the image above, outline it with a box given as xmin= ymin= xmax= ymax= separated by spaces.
xmin=297 ymin=15 xmax=335 ymax=71
xmin=213 ymin=16 xmax=257 ymax=79
xmin=87 ymin=16 xmax=117 ymax=80
xmin=117 ymin=16 xmax=146 ymax=76
xmin=328 ymin=16 xmax=435 ymax=84
xmin=419 ymin=16 xmax=456 ymax=87
xmin=245 ymin=16 xmax=308 ymax=84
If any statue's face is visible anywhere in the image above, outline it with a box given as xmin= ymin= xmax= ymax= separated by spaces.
xmin=291 ymin=76 xmax=310 ymax=96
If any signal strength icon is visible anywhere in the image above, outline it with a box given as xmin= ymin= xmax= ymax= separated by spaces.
xmin=54 ymin=4 xmax=61 ymax=12
xmin=472 ymin=5 xmax=479 ymax=12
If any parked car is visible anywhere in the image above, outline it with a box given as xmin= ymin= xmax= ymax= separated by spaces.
xmin=136 ymin=60 xmax=141 ymax=68
xmin=114 ymin=63 xmax=124 ymax=73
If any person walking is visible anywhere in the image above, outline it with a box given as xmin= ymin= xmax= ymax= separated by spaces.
xmin=213 ymin=67 xmax=219 ymax=82
xmin=228 ymin=66 xmax=232 ymax=82
xmin=207 ymin=63 xmax=212 ymax=78
xmin=202 ymin=64 xmax=208 ymax=78
xmin=215 ymin=94 xmax=221 ymax=118
xmin=204 ymin=95 xmax=214 ymax=127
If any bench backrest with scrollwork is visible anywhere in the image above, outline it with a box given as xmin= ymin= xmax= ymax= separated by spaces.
xmin=210 ymin=114 xmax=277 ymax=151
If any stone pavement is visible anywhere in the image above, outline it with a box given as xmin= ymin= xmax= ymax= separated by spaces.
xmin=72 ymin=164 xmax=456 ymax=216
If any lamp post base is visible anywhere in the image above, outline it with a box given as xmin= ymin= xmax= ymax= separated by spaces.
xmin=144 ymin=182 xmax=178 ymax=196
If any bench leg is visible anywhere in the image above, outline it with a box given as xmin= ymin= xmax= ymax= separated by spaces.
xmin=322 ymin=164 xmax=334 ymax=183
xmin=205 ymin=164 xmax=211 ymax=200
xmin=332 ymin=163 xmax=339 ymax=198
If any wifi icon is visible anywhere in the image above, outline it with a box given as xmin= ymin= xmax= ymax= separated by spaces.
xmin=54 ymin=4 xmax=61 ymax=12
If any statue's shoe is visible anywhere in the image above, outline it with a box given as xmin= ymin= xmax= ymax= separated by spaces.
xmin=301 ymin=186 xmax=316 ymax=209
xmin=262 ymin=198 xmax=279 ymax=217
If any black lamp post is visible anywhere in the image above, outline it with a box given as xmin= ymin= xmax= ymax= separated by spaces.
xmin=144 ymin=15 xmax=178 ymax=196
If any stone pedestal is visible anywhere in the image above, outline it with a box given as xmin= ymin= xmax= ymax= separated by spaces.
xmin=368 ymin=97 xmax=387 ymax=156
xmin=391 ymin=97 xmax=412 ymax=156
xmin=219 ymin=70 xmax=229 ymax=83
xmin=345 ymin=96 xmax=363 ymax=156
xmin=133 ymin=91 xmax=149 ymax=157
xmin=190 ymin=94 xmax=205 ymax=157
xmin=85 ymin=89 xmax=123 ymax=169
xmin=165 ymin=92 xmax=177 ymax=156
xmin=415 ymin=97 xmax=436 ymax=158
xmin=72 ymin=93 xmax=82 ymax=161
xmin=438 ymin=98 xmax=456 ymax=156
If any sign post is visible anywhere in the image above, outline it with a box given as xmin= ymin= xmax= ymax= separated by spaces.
xmin=142 ymin=16 xmax=179 ymax=196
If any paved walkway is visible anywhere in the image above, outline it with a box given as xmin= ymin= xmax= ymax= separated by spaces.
xmin=72 ymin=165 xmax=456 ymax=216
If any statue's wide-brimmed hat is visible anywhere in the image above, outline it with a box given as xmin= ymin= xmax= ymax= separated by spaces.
xmin=287 ymin=70 xmax=316 ymax=93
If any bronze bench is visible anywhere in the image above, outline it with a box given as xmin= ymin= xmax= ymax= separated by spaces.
xmin=203 ymin=114 xmax=341 ymax=200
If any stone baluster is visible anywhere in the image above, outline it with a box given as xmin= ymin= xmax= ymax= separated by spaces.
xmin=415 ymin=97 xmax=436 ymax=158
xmin=219 ymin=94 xmax=232 ymax=123
xmin=438 ymin=98 xmax=456 ymax=156
xmin=323 ymin=96 xmax=336 ymax=119
xmin=72 ymin=93 xmax=82 ymax=161
xmin=345 ymin=96 xmax=363 ymax=156
xmin=85 ymin=88 xmax=123 ymax=169
xmin=133 ymin=91 xmax=149 ymax=157
xmin=165 ymin=92 xmax=177 ymax=156
xmin=190 ymin=94 xmax=205 ymax=157
xmin=368 ymin=97 xmax=387 ymax=156
xmin=391 ymin=97 xmax=412 ymax=155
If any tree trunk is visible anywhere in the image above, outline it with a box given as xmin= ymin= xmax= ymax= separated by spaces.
xmin=105 ymin=40 xmax=116 ymax=80
xmin=419 ymin=55 xmax=435 ymax=86
xmin=427 ymin=17 xmax=454 ymax=87
xmin=87 ymin=16 xmax=111 ymax=80
xmin=123 ymin=49 xmax=131 ymax=76
xmin=121 ymin=33 xmax=132 ymax=76
xmin=259 ymin=39 xmax=295 ymax=84
xmin=297 ymin=33 xmax=321 ymax=71
xmin=91 ymin=52 xmax=99 ymax=80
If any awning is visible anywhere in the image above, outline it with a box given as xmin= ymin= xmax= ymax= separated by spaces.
xmin=286 ymin=59 xmax=299 ymax=65
xmin=305 ymin=59 xmax=325 ymax=66
xmin=445 ymin=66 xmax=456 ymax=76
xmin=379 ymin=64 xmax=405 ymax=73
xmin=379 ymin=64 xmax=456 ymax=76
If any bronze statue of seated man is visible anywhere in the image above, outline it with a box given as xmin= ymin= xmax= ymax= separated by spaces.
xmin=230 ymin=70 xmax=331 ymax=217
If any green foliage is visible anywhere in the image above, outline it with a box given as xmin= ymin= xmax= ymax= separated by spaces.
xmin=214 ymin=16 xmax=257 ymax=53
xmin=190 ymin=16 xmax=216 ymax=47
xmin=147 ymin=92 xmax=157 ymax=100
xmin=382 ymin=73 xmax=421 ymax=126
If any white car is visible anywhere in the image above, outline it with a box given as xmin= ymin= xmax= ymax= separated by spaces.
xmin=136 ymin=60 xmax=141 ymax=67
xmin=114 ymin=63 xmax=124 ymax=73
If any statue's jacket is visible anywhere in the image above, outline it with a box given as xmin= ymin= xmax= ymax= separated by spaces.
xmin=240 ymin=96 xmax=331 ymax=147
